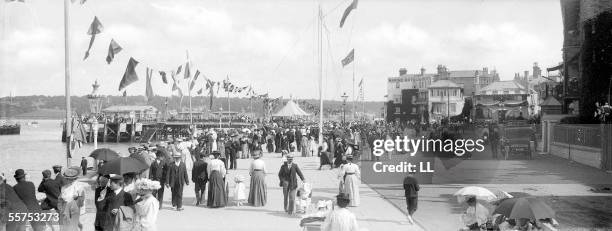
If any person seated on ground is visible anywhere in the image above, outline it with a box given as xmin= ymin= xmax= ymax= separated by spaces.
xmin=320 ymin=193 xmax=359 ymax=231
xmin=536 ymin=218 xmax=559 ymax=231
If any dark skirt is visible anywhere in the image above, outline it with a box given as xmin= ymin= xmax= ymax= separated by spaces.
xmin=207 ymin=170 xmax=227 ymax=208
xmin=248 ymin=170 xmax=267 ymax=207
xmin=319 ymin=151 xmax=332 ymax=166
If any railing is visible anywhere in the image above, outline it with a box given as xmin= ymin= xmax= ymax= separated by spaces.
xmin=553 ymin=124 xmax=601 ymax=148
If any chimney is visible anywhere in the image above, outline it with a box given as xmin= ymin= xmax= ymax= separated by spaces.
xmin=399 ymin=68 xmax=407 ymax=76
xmin=482 ymin=67 xmax=488 ymax=75
xmin=524 ymin=70 xmax=529 ymax=80
xmin=420 ymin=67 xmax=426 ymax=75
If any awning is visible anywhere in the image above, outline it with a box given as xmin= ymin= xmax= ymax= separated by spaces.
xmin=546 ymin=63 xmax=563 ymax=72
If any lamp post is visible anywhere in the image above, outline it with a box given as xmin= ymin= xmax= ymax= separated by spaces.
xmin=341 ymin=92 xmax=349 ymax=124
xmin=219 ymin=107 xmax=223 ymax=129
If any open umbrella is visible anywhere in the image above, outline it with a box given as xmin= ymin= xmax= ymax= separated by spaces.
xmin=454 ymin=186 xmax=497 ymax=203
xmin=493 ymin=197 xmax=555 ymax=220
xmin=89 ymin=148 xmax=120 ymax=161
xmin=99 ymin=157 xmax=149 ymax=175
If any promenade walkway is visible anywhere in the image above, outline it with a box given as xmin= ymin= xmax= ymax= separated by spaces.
xmin=149 ymin=152 xmax=422 ymax=231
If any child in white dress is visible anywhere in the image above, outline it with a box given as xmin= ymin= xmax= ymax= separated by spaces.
xmin=234 ymin=175 xmax=247 ymax=206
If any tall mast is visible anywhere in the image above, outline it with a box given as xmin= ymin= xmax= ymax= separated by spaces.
xmin=317 ymin=5 xmax=324 ymax=145
xmin=64 ymin=0 xmax=72 ymax=167
xmin=187 ymin=50 xmax=193 ymax=136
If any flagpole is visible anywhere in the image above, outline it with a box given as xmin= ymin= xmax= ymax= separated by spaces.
xmin=227 ymin=77 xmax=231 ymax=127
xmin=317 ymin=5 xmax=324 ymax=146
xmin=187 ymin=50 xmax=194 ymax=136
xmin=64 ymin=0 xmax=72 ymax=168
xmin=352 ymin=54 xmax=356 ymax=122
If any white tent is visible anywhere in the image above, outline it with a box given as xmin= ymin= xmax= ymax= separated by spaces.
xmin=272 ymin=100 xmax=311 ymax=117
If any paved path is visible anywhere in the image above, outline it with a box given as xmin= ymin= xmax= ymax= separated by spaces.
xmin=149 ymin=152 xmax=423 ymax=231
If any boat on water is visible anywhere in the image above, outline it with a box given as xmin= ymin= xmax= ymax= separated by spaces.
xmin=0 ymin=124 xmax=21 ymax=135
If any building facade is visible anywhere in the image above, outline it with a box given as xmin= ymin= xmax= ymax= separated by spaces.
xmin=428 ymin=80 xmax=464 ymax=122
xmin=385 ymin=89 xmax=420 ymax=123
xmin=386 ymin=65 xmax=498 ymax=123
xmin=473 ymin=81 xmax=538 ymax=122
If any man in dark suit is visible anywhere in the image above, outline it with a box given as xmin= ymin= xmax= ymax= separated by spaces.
xmin=191 ymin=153 xmax=208 ymax=206
xmin=403 ymin=173 xmax=420 ymax=225
xmin=13 ymin=169 xmax=44 ymax=231
xmin=296 ymin=128 xmax=303 ymax=152
xmin=227 ymin=136 xmax=239 ymax=170
xmin=80 ymin=157 xmax=88 ymax=175
xmin=166 ymin=153 xmax=189 ymax=211
xmin=52 ymin=165 xmax=68 ymax=187
xmin=149 ymin=156 xmax=166 ymax=209
xmin=38 ymin=170 xmax=61 ymax=211
xmin=0 ymin=173 xmax=28 ymax=231
xmin=94 ymin=175 xmax=109 ymax=231
xmin=102 ymin=175 xmax=134 ymax=230
xmin=277 ymin=154 xmax=305 ymax=214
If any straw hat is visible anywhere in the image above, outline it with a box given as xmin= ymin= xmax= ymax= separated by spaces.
xmin=134 ymin=178 xmax=161 ymax=193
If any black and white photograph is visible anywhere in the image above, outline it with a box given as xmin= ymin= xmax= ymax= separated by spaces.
xmin=2 ymin=0 xmax=612 ymax=230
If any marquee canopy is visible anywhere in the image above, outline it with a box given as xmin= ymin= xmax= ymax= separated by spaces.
xmin=272 ymin=100 xmax=310 ymax=117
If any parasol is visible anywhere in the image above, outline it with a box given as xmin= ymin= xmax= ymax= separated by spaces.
xmin=89 ymin=148 xmax=120 ymax=161
xmin=493 ymin=197 xmax=555 ymax=220
xmin=99 ymin=157 xmax=149 ymax=175
xmin=454 ymin=186 xmax=497 ymax=203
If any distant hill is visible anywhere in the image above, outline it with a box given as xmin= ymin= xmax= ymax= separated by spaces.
xmin=0 ymin=95 xmax=383 ymax=118
xmin=14 ymin=109 xmax=66 ymax=119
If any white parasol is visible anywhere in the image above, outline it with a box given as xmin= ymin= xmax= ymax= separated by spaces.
xmin=454 ymin=186 xmax=497 ymax=203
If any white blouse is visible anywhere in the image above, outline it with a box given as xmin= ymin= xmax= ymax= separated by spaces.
xmin=207 ymin=159 xmax=226 ymax=177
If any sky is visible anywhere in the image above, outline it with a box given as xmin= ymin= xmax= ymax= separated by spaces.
xmin=0 ymin=0 xmax=563 ymax=101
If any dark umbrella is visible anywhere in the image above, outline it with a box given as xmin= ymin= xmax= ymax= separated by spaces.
xmin=493 ymin=197 xmax=555 ymax=220
xmin=99 ymin=157 xmax=149 ymax=175
xmin=89 ymin=148 xmax=120 ymax=161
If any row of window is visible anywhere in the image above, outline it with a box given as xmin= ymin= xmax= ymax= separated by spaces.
xmin=430 ymin=89 xmax=461 ymax=97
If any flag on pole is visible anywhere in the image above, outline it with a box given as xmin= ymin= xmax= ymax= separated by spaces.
xmin=189 ymin=70 xmax=201 ymax=91
xmin=197 ymin=88 xmax=203 ymax=95
xmin=171 ymin=71 xmax=178 ymax=91
xmin=339 ymin=0 xmax=358 ymax=28
xmin=358 ymin=78 xmax=363 ymax=87
xmin=118 ymin=57 xmax=139 ymax=91
xmin=176 ymin=65 xmax=183 ymax=75
xmin=84 ymin=16 xmax=104 ymax=60
xmin=341 ymin=49 xmax=354 ymax=67
xmin=145 ymin=67 xmax=154 ymax=103
xmin=184 ymin=62 xmax=191 ymax=79
xmin=159 ymin=71 xmax=168 ymax=84
xmin=123 ymin=90 xmax=127 ymax=97
xmin=105 ymin=39 xmax=122 ymax=64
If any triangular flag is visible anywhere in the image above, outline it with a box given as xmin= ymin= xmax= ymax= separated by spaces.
xmin=159 ymin=71 xmax=168 ymax=84
xmin=197 ymin=88 xmax=203 ymax=95
xmin=184 ymin=61 xmax=191 ymax=79
xmin=209 ymin=83 xmax=215 ymax=110
xmin=84 ymin=16 xmax=104 ymax=60
xmin=339 ymin=0 xmax=358 ymax=28
xmin=118 ymin=57 xmax=139 ymax=91
xmin=341 ymin=49 xmax=354 ymax=67
xmin=176 ymin=65 xmax=182 ymax=75
xmin=189 ymin=70 xmax=201 ymax=91
xmin=145 ymin=67 xmax=154 ymax=103
xmin=358 ymin=78 xmax=363 ymax=87
xmin=105 ymin=39 xmax=122 ymax=64
xmin=123 ymin=90 xmax=127 ymax=97
xmin=171 ymin=71 xmax=179 ymax=91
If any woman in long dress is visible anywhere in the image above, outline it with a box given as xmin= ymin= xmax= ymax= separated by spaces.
xmin=339 ymin=155 xmax=360 ymax=207
xmin=207 ymin=151 xmax=227 ymax=208
xmin=248 ymin=149 xmax=268 ymax=207
xmin=134 ymin=179 xmax=160 ymax=231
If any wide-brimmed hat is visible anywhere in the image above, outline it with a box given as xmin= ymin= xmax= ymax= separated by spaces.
xmin=14 ymin=169 xmax=26 ymax=179
xmin=336 ymin=193 xmax=350 ymax=202
xmin=286 ymin=154 xmax=294 ymax=160
xmin=63 ymin=167 xmax=80 ymax=179
xmin=172 ymin=152 xmax=182 ymax=158
xmin=52 ymin=165 xmax=62 ymax=170
xmin=109 ymin=174 xmax=124 ymax=181
xmin=281 ymin=150 xmax=289 ymax=155
xmin=346 ymin=154 xmax=354 ymax=160
xmin=134 ymin=178 xmax=161 ymax=193
xmin=211 ymin=151 xmax=221 ymax=157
